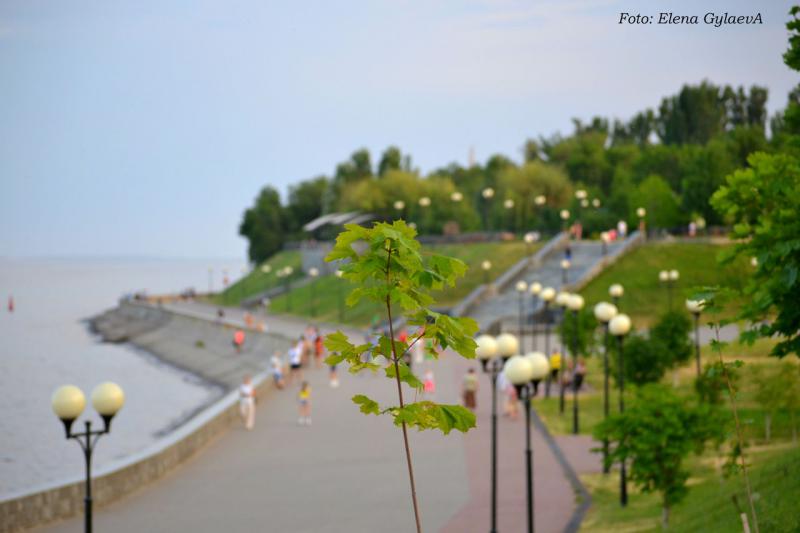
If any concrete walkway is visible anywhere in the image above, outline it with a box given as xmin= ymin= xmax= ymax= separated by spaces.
xmin=35 ymin=301 xmax=601 ymax=533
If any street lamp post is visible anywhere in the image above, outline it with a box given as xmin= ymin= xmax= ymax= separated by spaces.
xmin=524 ymin=232 xmax=538 ymax=265
xmin=516 ymin=281 xmax=528 ymax=351
xmin=418 ymin=196 xmax=431 ymax=232
xmin=52 ymin=382 xmax=125 ymax=533
xmin=482 ymin=187 xmax=495 ymax=232
xmin=502 ymin=355 xmax=533 ymax=533
xmin=309 ymin=267 xmax=320 ymax=317
xmin=335 ymin=269 xmax=345 ymax=322
xmin=560 ymin=259 xmax=571 ymax=286
xmin=559 ymin=209 xmax=570 ymax=234
xmin=482 ymin=260 xmax=493 ymax=286
xmin=504 ymin=199 xmax=515 ymax=232
xmin=636 ymin=207 xmax=646 ymax=237
xmin=594 ymin=301 xmax=618 ymax=473
xmin=477 ymin=335 xmax=501 ymax=533
xmin=669 ymin=270 xmax=679 ymax=310
xmin=555 ymin=291 xmax=571 ymax=413
xmin=609 ymin=283 xmax=624 ymax=309
xmin=686 ymin=299 xmax=704 ymax=377
xmin=282 ymin=266 xmax=294 ymax=312
xmin=540 ymin=287 xmax=556 ymax=397
xmin=566 ymin=294 xmax=584 ymax=434
xmin=609 ymin=313 xmax=633 ymax=506
xmin=393 ymin=200 xmax=406 ymax=221
xmin=529 ymin=282 xmax=542 ymax=351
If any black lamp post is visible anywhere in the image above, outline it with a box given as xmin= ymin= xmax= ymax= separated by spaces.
xmin=609 ymin=283 xmax=624 ymax=310
xmin=309 ymin=267 xmax=320 ymax=317
xmin=529 ymin=282 xmax=542 ymax=351
xmin=555 ymin=291 xmax=571 ymax=414
xmin=540 ymin=287 xmax=556 ymax=398
xmin=560 ymin=259 xmax=571 ymax=286
xmin=51 ymin=382 xmax=125 ymax=533
xmin=504 ymin=352 xmax=550 ymax=533
xmin=477 ymin=335 xmax=501 ymax=533
xmin=335 ymin=269 xmax=345 ymax=322
xmin=566 ymin=294 xmax=585 ymax=434
xmin=516 ymin=281 xmax=528 ymax=352
xmin=482 ymin=260 xmax=492 ymax=286
xmin=481 ymin=187 xmax=495 ymax=232
xmin=609 ymin=313 xmax=632 ymax=506
xmin=594 ymin=301 xmax=618 ymax=473
xmin=686 ymin=299 xmax=704 ymax=377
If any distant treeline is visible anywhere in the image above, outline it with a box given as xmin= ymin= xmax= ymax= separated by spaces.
xmin=240 ymin=80 xmax=799 ymax=263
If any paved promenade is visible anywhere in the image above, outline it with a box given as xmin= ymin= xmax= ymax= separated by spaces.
xmin=35 ymin=300 xmax=601 ymax=533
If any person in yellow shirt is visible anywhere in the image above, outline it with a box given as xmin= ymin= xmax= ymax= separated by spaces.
xmin=549 ymin=349 xmax=562 ymax=385
xmin=298 ymin=381 xmax=312 ymax=426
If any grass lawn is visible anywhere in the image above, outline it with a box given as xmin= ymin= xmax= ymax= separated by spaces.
xmin=211 ymin=250 xmax=302 ymax=306
xmin=579 ymin=241 xmax=752 ymax=327
xmin=581 ymin=443 xmax=800 ymax=532
xmin=535 ymin=337 xmax=800 ymax=442
xmin=268 ymin=240 xmax=536 ymax=326
xmin=533 ymin=334 xmax=800 ymax=532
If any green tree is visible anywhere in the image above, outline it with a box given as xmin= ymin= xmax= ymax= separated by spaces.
xmin=752 ymin=364 xmax=786 ymax=442
xmin=594 ymin=384 xmax=721 ymax=529
xmin=650 ymin=310 xmax=693 ymax=366
xmin=657 ymin=81 xmax=727 ymax=145
xmin=615 ymin=335 xmax=673 ymax=386
xmin=711 ymin=151 xmax=800 ymax=357
xmin=559 ymin=308 xmax=597 ymax=358
xmin=378 ymin=146 xmax=403 ymax=176
xmin=324 ymin=221 xmax=479 ymax=532
xmin=783 ymin=7 xmax=800 ymax=136
xmin=286 ymin=176 xmax=328 ymax=233
xmin=239 ymin=186 xmax=285 ymax=263
xmin=632 ymin=174 xmax=683 ymax=229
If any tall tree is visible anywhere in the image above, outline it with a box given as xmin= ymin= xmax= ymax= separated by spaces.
xmin=657 ymin=81 xmax=727 ymax=145
xmin=239 ymin=186 xmax=285 ymax=263
xmin=378 ymin=146 xmax=403 ymax=176
xmin=286 ymin=176 xmax=328 ymax=232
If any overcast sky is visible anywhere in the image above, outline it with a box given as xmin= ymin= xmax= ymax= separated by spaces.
xmin=1 ymin=0 xmax=796 ymax=259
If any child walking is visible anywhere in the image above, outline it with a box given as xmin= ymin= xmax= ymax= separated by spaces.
xmin=239 ymin=375 xmax=256 ymax=430
xmin=297 ymin=381 xmax=312 ymax=425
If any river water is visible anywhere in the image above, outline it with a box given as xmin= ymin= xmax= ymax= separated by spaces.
xmin=0 ymin=257 xmax=245 ymax=498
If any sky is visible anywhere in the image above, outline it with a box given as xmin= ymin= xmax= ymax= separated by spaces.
xmin=0 ymin=0 xmax=797 ymax=259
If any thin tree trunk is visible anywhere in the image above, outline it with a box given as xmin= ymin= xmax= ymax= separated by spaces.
xmin=715 ymin=325 xmax=759 ymax=533
xmin=385 ymin=247 xmax=423 ymax=533
xmin=662 ymin=505 xmax=670 ymax=530
xmin=765 ymin=413 xmax=771 ymax=443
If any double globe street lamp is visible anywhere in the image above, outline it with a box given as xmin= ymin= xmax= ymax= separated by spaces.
xmin=609 ymin=283 xmax=624 ymax=308
xmin=566 ymin=294 xmax=585 ymax=434
xmin=593 ymin=301 xmax=618 ymax=472
xmin=609 ymin=313 xmax=633 ymax=506
xmin=555 ymin=291 xmax=571 ymax=413
xmin=503 ymin=351 xmax=550 ymax=533
xmin=658 ymin=269 xmax=680 ymax=309
xmin=540 ymin=287 xmax=556 ymax=397
xmin=477 ymin=333 xmax=516 ymax=533
xmin=52 ymin=382 xmax=125 ymax=533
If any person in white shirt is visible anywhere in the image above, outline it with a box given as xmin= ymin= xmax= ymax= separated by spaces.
xmin=239 ymin=375 xmax=256 ymax=430
xmin=270 ymin=351 xmax=285 ymax=389
xmin=287 ymin=336 xmax=304 ymax=384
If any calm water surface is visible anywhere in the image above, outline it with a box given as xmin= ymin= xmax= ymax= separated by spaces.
xmin=0 ymin=257 xmax=245 ymax=498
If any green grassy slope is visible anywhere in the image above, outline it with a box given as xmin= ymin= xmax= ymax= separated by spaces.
xmin=579 ymin=241 xmax=751 ymax=327
xmin=211 ymin=250 xmax=302 ymax=306
xmin=268 ymin=240 xmax=535 ymax=326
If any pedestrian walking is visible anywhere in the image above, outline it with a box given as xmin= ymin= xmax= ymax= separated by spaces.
xmin=288 ymin=337 xmax=304 ymax=384
xmin=498 ymin=371 xmax=518 ymax=419
xmin=271 ymin=351 xmax=285 ymax=389
xmin=313 ymin=327 xmax=324 ymax=369
xmin=462 ymin=368 xmax=479 ymax=410
xmin=549 ymin=349 xmax=562 ymax=385
xmin=298 ymin=381 xmax=312 ymax=425
xmin=574 ymin=358 xmax=587 ymax=390
xmin=239 ymin=375 xmax=256 ymax=430
xmin=423 ymin=369 xmax=436 ymax=399
xmin=233 ymin=329 xmax=245 ymax=354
